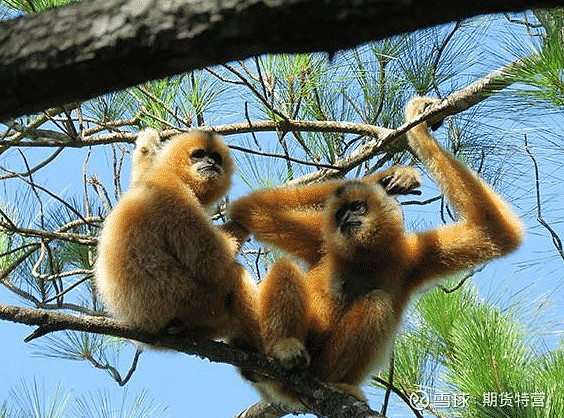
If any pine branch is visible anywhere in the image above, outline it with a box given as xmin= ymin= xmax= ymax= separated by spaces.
xmin=0 ymin=303 xmax=383 ymax=418
xmin=287 ymin=56 xmax=534 ymax=185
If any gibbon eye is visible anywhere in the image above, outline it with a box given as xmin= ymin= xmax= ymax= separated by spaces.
xmin=334 ymin=200 xmax=367 ymax=232
xmin=210 ymin=152 xmax=223 ymax=166
xmin=191 ymin=149 xmax=206 ymax=160
xmin=349 ymin=200 xmax=367 ymax=214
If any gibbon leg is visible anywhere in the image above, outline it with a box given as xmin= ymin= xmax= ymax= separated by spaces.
xmin=311 ymin=290 xmax=397 ymax=392
xmin=259 ymin=258 xmax=311 ymax=369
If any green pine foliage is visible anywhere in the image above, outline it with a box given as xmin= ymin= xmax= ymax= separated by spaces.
xmin=377 ymin=279 xmax=564 ymax=417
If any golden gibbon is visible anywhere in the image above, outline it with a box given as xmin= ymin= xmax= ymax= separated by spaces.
xmin=95 ymin=130 xmax=261 ymax=351
xmin=228 ymin=97 xmax=524 ymax=408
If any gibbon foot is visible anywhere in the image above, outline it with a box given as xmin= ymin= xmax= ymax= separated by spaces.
xmin=272 ymin=338 xmax=310 ymax=370
xmin=379 ymin=165 xmax=422 ymax=195
xmin=164 ymin=318 xmax=186 ymax=335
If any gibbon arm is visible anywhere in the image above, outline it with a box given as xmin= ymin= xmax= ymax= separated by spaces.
xmin=130 ymin=128 xmax=160 ymax=184
xmin=230 ymin=189 xmax=326 ymax=265
xmin=229 ymin=165 xmax=420 ymax=265
xmin=219 ymin=220 xmax=250 ymax=256
xmin=404 ymin=97 xmax=524 ymax=291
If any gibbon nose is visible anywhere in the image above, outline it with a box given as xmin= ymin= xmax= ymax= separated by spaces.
xmin=338 ymin=209 xmax=363 ymax=234
xmin=339 ymin=210 xmax=352 ymax=226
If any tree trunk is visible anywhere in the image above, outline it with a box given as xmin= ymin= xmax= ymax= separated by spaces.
xmin=1 ymin=0 xmax=563 ymax=119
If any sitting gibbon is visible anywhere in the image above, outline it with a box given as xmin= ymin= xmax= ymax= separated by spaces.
xmin=229 ymin=97 xmax=525 ymax=407
xmin=95 ymin=130 xmax=261 ymax=351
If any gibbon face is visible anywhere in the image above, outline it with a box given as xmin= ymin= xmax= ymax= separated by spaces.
xmin=156 ymin=132 xmax=234 ymax=206
xmin=190 ymin=148 xmax=225 ymax=181
xmin=323 ymin=182 xmax=404 ymax=259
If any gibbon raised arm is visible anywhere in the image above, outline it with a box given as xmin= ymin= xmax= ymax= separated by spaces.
xmin=229 ymin=165 xmax=422 ymax=266
xmin=229 ymin=96 xmax=524 ymax=409
xmin=130 ymin=128 xmax=161 ymax=184
xmin=95 ymin=131 xmax=261 ymax=351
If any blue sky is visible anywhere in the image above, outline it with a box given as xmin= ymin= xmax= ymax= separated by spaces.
xmin=1 ymin=13 xmax=564 ymax=418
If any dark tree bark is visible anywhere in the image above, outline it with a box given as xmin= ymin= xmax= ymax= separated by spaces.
xmin=1 ymin=0 xmax=563 ymax=120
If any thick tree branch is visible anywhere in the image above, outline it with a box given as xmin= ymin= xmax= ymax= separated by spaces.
xmin=0 ymin=303 xmax=383 ymax=418
xmin=1 ymin=0 xmax=563 ymax=120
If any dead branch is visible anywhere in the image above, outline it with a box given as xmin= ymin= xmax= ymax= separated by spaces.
xmin=0 ymin=221 xmax=97 ymax=246
xmin=524 ymin=137 xmax=564 ymax=261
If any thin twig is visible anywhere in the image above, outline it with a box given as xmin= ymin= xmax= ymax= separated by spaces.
xmin=430 ymin=21 xmax=462 ymax=98
xmin=6 ymin=169 xmax=92 ymax=226
xmin=524 ymin=136 xmax=564 ymax=261
xmin=402 ymin=195 xmax=443 ymax=206
xmin=43 ymin=275 xmax=91 ymax=304
xmin=223 ymin=64 xmax=289 ymax=121
xmin=439 ymin=265 xmax=485 ymax=293
xmin=229 ymin=144 xmax=341 ymax=171
xmin=84 ymin=344 xmax=142 ymax=386
xmin=380 ymin=353 xmax=394 ymax=416
xmin=0 ymin=147 xmax=64 ymax=180
xmin=16 ymin=149 xmax=45 ymax=229
xmin=373 ymin=377 xmax=423 ymax=418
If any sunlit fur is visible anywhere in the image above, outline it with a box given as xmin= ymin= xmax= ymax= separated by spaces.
xmin=229 ymin=97 xmax=524 ymax=409
xmin=130 ymin=128 xmax=161 ymax=184
xmin=95 ymin=130 xmax=261 ymax=351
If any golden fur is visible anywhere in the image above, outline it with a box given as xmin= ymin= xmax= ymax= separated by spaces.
xmin=95 ymin=130 xmax=261 ymax=350
xmin=229 ymin=97 xmax=524 ymax=408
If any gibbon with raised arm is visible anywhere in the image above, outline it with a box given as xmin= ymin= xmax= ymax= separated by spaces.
xmin=95 ymin=130 xmax=261 ymax=351
xmin=229 ymin=97 xmax=524 ymax=408
xmin=230 ymin=164 xmax=422 ymax=268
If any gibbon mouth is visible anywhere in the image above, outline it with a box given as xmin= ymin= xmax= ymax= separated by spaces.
xmin=197 ymin=164 xmax=221 ymax=174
